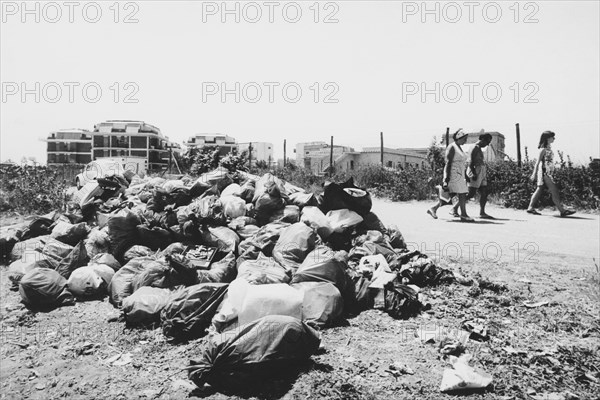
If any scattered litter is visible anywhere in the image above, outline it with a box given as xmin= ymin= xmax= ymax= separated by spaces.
xmin=523 ymin=301 xmax=550 ymax=308
xmin=440 ymin=354 xmax=493 ymax=393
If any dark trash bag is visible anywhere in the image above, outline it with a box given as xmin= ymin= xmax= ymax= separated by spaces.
xmin=200 ymin=227 xmax=239 ymax=255
xmin=238 ymin=179 xmax=256 ymax=203
xmin=19 ymin=268 xmax=75 ymax=309
xmin=249 ymin=221 xmax=290 ymax=256
xmin=357 ymin=212 xmax=387 ymax=234
xmin=109 ymin=257 xmax=152 ymax=307
xmin=122 ymin=286 xmax=172 ymax=325
xmin=137 ymin=225 xmax=173 ymax=250
xmin=131 ymin=260 xmax=186 ymax=292
xmin=387 ymin=225 xmax=407 ymax=250
xmin=123 ymin=245 xmax=154 ymax=263
xmin=272 ymin=223 xmax=317 ymax=274
xmin=89 ymin=253 xmax=121 ymax=271
xmin=108 ymin=211 xmax=141 ymax=261
xmin=55 ymin=241 xmax=89 ymax=279
xmin=51 ymin=222 xmax=90 ymax=246
xmin=188 ymin=315 xmax=321 ymax=389
xmin=197 ymin=251 xmax=237 ymax=283
xmin=291 ymin=246 xmax=353 ymax=300
xmin=289 ymin=192 xmax=319 ymax=208
xmin=321 ymin=177 xmax=372 ymax=216
xmin=292 ymin=281 xmax=344 ymax=328
xmin=161 ymin=283 xmax=228 ymax=341
xmin=383 ymin=279 xmax=422 ymax=319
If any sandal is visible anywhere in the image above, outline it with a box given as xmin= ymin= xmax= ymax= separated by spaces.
xmin=526 ymin=209 xmax=541 ymax=215
xmin=449 ymin=210 xmax=460 ymax=217
xmin=427 ymin=209 xmax=438 ymax=219
xmin=479 ymin=213 xmax=495 ymax=220
xmin=460 ymin=216 xmax=474 ymax=222
xmin=560 ymin=210 xmax=575 ymax=217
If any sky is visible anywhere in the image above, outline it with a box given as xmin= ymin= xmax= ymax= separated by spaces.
xmin=1 ymin=0 xmax=599 ymax=164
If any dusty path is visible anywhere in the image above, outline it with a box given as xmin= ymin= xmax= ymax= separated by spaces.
xmin=372 ymin=199 xmax=599 ymax=268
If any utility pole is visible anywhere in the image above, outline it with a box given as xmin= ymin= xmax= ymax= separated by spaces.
xmin=516 ymin=123 xmax=522 ymax=168
xmin=445 ymin=127 xmax=450 ymax=148
xmin=329 ymin=136 xmax=334 ymax=177
xmin=248 ymin=142 xmax=252 ymax=170
xmin=380 ymin=132 xmax=384 ymax=166
xmin=283 ymin=139 xmax=287 ymax=167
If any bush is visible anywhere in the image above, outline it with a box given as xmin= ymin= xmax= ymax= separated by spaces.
xmin=0 ymin=164 xmax=69 ymax=214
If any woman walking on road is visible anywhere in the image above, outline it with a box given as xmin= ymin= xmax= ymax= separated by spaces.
xmin=526 ymin=131 xmax=575 ymax=217
xmin=427 ymin=129 xmax=474 ymax=222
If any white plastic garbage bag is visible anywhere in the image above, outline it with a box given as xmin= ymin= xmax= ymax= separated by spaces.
xmin=67 ymin=266 xmax=105 ymax=298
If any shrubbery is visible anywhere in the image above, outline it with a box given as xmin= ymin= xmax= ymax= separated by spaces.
xmin=0 ymin=164 xmax=69 ymax=214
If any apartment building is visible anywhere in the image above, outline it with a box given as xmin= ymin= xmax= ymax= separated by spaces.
xmin=46 ymin=120 xmax=175 ymax=171
xmin=185 ymin=134 xmax=237 ymax=156
xmin=46 ymin=129 xmax=93 ymax=165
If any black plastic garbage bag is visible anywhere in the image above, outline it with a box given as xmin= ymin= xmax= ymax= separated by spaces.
xmin=255 ymin=192 xmax=286 ymax=225
xmin=122 ymin=286 xmax=172 ymax=325
xmin=357 ymin=212 xmax=387 ymax=234
xmin=238 ymin=179 xmax=255 ymax=203
xmin=291 ymin=282 xmax=344 ymax=328
xmin=123 ymin=245 xmax=154 ymax=263
xmin=387 ymin=225 xmax=407 ymax=250
xmin=108 ymin=211 xmax=141 ymax=261
xmin=200 ymin=227 xmax=240 ymax=255
xmin=191 ymin=195 xmax=227 ymax=226
xmin=137 ymin=225 xmax=173 ymax=250
xmin=131 ymin=259 xmax=182 ymax=292
xmin=383 ymin=279 xmax=422 ymax=319
xmin=19 ymin=268 xmax=75 ymax=309
xmin=89 ymin=253 xmax=121 ymax=271
xmin=161 ymin=283 xmax=228 ymax=341
xmin=55 ymin=241 xmax=89 ymax=279
xmin=289 ymin=192 xmax=319 ymax=208
xmin=249 ymin=221 xmax=290 ymax=256
xmin=272 ymin=223 xmax=317 ymax=274
xmin=268 ymin=205 xmax=301 ymax=224
xmin=188 ymin=315 xmax=321 ymax=389
xmin=197 ymin=251 xmax=237 ymax=283
xmin=109 ymin=257 xmax=152 ymax=307
xmin=291 ymin=246 xmax=354 ymax=302
xmin=321 ymin=177 xmax=372 ymax=216
xmin=51 ymin=221 xmax=90 ymax=246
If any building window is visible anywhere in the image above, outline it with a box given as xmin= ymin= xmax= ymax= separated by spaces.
xmin=131 ymin=136 xmax=147 ymax=149
xmin=350 ymin=160 xmax=354 ymax=170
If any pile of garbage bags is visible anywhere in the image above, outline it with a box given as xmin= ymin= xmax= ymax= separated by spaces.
xmin=1 ymin=168 xmax=455 ymax=389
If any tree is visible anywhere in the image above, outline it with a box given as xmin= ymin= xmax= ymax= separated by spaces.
xmin=426 ymin=136 xmax=445 ymax=171
xmin=181 ymin=146 xmax=221 ymax=175
xmin=220 ymin=150 xmax=249 ymax=172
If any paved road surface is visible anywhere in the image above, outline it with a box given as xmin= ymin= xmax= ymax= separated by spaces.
xmin=371 ymin=199 xmax=599 ymax=266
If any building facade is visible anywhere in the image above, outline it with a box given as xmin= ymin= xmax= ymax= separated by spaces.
xmin=185 ymin=134 xmax=237 ymax=156
xmin=46 ymin=120 xmax=174 ymax=171
xmin=238 ymin=142 xmax=274 ymax=166
xmin=47 ymin=129 xmax=93 ymax=165
xmin=296 ymin=141 xmax=355 ymax=170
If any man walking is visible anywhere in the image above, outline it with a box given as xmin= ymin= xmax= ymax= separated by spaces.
xmin=451 ymin=133 xmax=494 ymax=219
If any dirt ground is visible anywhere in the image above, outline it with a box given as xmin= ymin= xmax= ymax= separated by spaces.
xmin=1 ymin=199 xmax=599 ymax=400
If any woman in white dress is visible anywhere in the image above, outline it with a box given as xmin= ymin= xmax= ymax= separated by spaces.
xmin=526 ymin=131 xmax=575 ymax=217
xmin=427 ymin=129 xmax=473 ymax=222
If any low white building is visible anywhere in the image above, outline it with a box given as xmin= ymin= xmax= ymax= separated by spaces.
xmin=238 ymin=142 xmax=274 ymax=166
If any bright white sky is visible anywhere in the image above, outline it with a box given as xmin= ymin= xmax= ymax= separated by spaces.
xmin=1 ymin=0 xmax=599 ymax=164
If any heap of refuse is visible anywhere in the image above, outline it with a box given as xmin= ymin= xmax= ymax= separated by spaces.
xmin=1 ymin=167 xmax=455 ymax=389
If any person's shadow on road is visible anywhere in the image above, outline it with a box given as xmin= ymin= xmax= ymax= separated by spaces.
xmin=446 ymin=219 xmax=504 ymax=224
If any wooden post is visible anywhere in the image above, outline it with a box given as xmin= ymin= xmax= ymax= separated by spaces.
xmin=329 ymin=136 xmax=334 ymax=177
xmin=248 ymin=142 xmax=252 ymax=170
xmin=445 ymin=127 xmax=450 ymax=148
xmin=516 ymin=123 xmax=522 ymax=167
xmin=283 ymin=140 xmax=287 ymax=167
xmin=380 ymin=132 xmax=384 ymax=166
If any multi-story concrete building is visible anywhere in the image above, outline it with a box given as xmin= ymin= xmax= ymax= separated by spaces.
xmin=185 ymin=134 xmax=237 ymax=156
xmin=46 ymin=129 xmax=93 ymax=165
xmin=91 ymin=120 xmax=172 ymax=171
xmin=238 ymin=142 xmax=274 ymax=166
xmin=46 ymin=120 xmax=175 ymax=171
